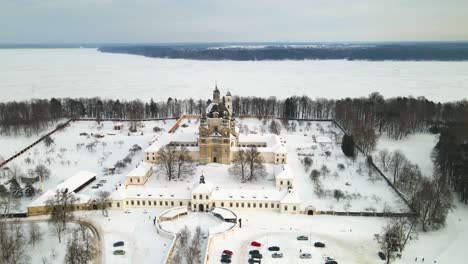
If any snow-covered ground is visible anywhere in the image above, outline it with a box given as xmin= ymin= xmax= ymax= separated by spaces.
xmin=1 ymin=49 xmax=468 ymax=102
xmin=208 ymin=211 xmax=386 ymax=264
xmin=376 ymin=132 xmax=467 ymax=264
xmin=1 ymin=119 xmax=175 ymax=212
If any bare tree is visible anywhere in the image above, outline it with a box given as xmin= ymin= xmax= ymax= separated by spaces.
xmin=245 ymin=146 xmax=266 ymax=182
xmin=46 ymin=189 xmax=79 ymax=243
xmin=175 ymin=146 xmax=195 ymax=179
xmin=389 ymin=150 xmax=408 ymax=184
xmin=64 ymin=225 xmax=97 ymax=264
xmin=376 ymin=149 xmax=392 ymax=172
xmin=35 ymin=164 xmax=51 ymax=181
xmin=0 ymin=219 xmax=30 ymax=264
xmin=229 ymin=149 xmax=248 ymax=182
xmin=157 ymin=145 xmax=178 ymax=181
xmin=95 ymin=191 xmax=111 ymax=217
xmin=28 ymin=222 xmax=43 ymax=248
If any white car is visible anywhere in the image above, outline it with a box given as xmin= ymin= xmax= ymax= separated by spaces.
xmin=300 ymin=253 xmax=312 ymax=259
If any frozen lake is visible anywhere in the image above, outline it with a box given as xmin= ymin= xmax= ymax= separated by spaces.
xmin=0 ymin=48 xmax=467 ymax=102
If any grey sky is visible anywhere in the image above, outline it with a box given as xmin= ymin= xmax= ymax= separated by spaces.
xmin=1 ymin=0 xmax=467 ymax=43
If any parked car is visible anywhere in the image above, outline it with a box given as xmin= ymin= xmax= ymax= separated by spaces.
xmin=248 ymin=259 xmax=261 ymax=264
xmin=113 ymin=241 xmax=124 ymax=247
xmin=113 ymin=250 xmax=125 ymax=255
xmin=272 ymin=252 xmax=283 ymax=258
xmin=297 ymin=235 xmax=309 ymax=241
xmin=251 ymin=253 xmax=263 ymax=259
xmin=250 ymin=241 xmax=262 ymax=247
xmin=100 ymin=180 xmax=107 ymax=183
xmin=222 ymin=249 xmax=233 ymax=255
xmin=268 ymin=246 xmax=280 ymax=251
xmin=91 ymin=185 xmax=99 ymax=189
xmin=314 ymin=242 xmax=326 ymax=248
xmin=97 ymin=183 xmax=103 ymax=187
xmin=220 ymin=257 xmax=231 ymax=263
xmin=324 ymin=257 xmax=335 ymax=261
xmin=378 ymin=252 xmax=386 ymax=260
xmin=325 ymin=261 xmax=338 ymax=264
xmin=249 ymin=250 xmax=260 ymax=255
xmin=299 ymin=253 xmax=312 ymax=259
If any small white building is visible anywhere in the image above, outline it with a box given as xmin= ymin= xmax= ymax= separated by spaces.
xmin=280 ymin=188 xmax=302 ymax=214
xmin=125 ymin=162 xmax=153 ymax=185
xmin=113 ymin=122 xmax=124 ymax=131
xmin=275 ymin=164 xmax=294 ymax=188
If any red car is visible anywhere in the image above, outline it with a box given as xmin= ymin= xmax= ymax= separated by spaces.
xmin=223 ymin=250 xmax=233 ymax=255
xmin=250 ymin=241 xmax=262 ymax=247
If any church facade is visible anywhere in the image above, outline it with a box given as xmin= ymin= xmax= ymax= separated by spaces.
xmin=144 ymin=86 xmax=288 ymax=165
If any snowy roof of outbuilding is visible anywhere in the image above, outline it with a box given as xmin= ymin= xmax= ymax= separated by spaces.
xmin=276 ymin=165 xmax=293 ymax=180
xmin=28 ymin=190 xmax=91 ymax=208
xmin=145 ymin=132 xmax=198 ymax=152
xmin=56 ymin=171 xmax=96 ymax=193
xmin=280 ymin=189 xmax=301 ymax=204
xmin=192 ymin=181 xmax=214 ymax=194
xmin=211 ymin=188 xmax=287 ymax=202
xmin=235 ymin=133 xmax=288 ymax=154
xmin=127 ymin=162 xmax=153 ymax=177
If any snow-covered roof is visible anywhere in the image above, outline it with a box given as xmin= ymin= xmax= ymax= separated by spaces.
xmin=276 ymin=165 xmax=294 ymax=180
xmin=209 ymin=132 xmax=222 ymax=137
xmin=212 ymin=207 xmax=237 ymax=220
xmin=29 ymin=190 xmax=91 ymax=207
xmin=114 ymin=122 xmax=124 ymax=126
xmin=281 ymin=189 xmax=301 ymax=204
xmin=192 ymin=181 xmax=214 ymax=194
xmin=110 ymin=186 xmax=191 ymax=200
xmin=161 ymin=207 xmax=188 ymax=219
xmin=211 ymin=188 xmax=287 ymax=202
xmin=145 ymin=132 xmax=198 ymax=152
xmin=127 ymin=162 xmax=153 ymax=177
xmin=56 ymin=171 xmax=96 ymax=193
xmin=235 ymin=133 xmax=288 ymax=154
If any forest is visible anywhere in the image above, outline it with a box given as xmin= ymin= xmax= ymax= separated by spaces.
xmin=98 ymin=42 xmax=468 ymax=61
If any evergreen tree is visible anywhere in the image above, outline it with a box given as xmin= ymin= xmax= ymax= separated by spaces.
xmin=341 ymin=134 xmax=355 ymax=157
xmin=8 ymin=178 xmax=23 ymax=197
xmin=24 ymin=183 xmax=36 ymax=197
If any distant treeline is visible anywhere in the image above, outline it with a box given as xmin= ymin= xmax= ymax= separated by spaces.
xmin=99 ymin=43 xmax=468 ymax=61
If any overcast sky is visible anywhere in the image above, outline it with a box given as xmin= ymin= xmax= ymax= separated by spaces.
xmin=1 ymin=0 xmax=467 ymax=43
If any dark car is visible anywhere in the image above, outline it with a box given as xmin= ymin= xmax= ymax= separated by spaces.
xmin=113 ymin=241 xmax=124 ymax=247
xmin=248 ymin=259 xmax=261 ymax=264
xmin=378 ymin=252 xmax=386 ymax=260
xmin=268 ymin=246 xmax=280 ymax=251
xmin=251 ymin=253 xmax=263 ymax=259
xmin=249 ymin=250 xmax=260 ymax=255
xmin=325 ymin=261 xmax=338 ymax=264
xmin=272 ymin=252 xmax=283 ymax=258
xmin=220 ymin=257 xmax=231 ymax=263
xmin=297 ymin=235 xmax=309 ymax=241
xmin=314 ymin=242 xmax=326 ymax=248
xmin=221 ymin=253 xmax=232 ymax=259
xmin=113 ymin=250 xmax=125 ymax=255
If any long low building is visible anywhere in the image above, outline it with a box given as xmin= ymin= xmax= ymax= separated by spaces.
xmin=27 ymin=170 xmax=97 ymax=216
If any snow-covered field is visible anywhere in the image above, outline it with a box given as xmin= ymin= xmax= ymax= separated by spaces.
xmin=1 ymin=49 xmax=468 ymax=102
xmin=376 ymin=132 xmax=468 ymax=264
xmin=1 ymin=119 xmax=175 ymax=212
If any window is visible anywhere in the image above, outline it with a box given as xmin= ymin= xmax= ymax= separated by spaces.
xmin=199 ymin=195 xmax=202 ymax=199
xmin=117 ymin=202 xmax=120 ymax=207
xmin=265 ymin=203 xmax=268 ymax=208
xmin=131 ymin=200 xmax=134 ymax=205
xmin=248 ymin=203 xmax=251 ymax=208
xmin=142 ymin=201 xmax=145 ymax=206
xmin=152 ymin=157 xmax=155 ymax=161
xmin=293 ymin=206 xmax=297 ymax=211
xmin=146 ymin=157 xmax=149 ymax=161
xmin=160 ymin=201 xmax=163 ymax=206
xmin=137 ymin=201 xmax=140 ymax=206
xmin=179 ymin=201 xmax=183 ymax=206
xmin=221 ymin=202 xmax=224 ymax=207
xmin=230 ymin=202 xmax=233 ymax=207
xmin=236 ymin=202 xmax=239 ymax=207
xmin=285 ymin=205 xmax=288 ymax=211
xmin=280 ymin=181 xmax=283 ymax=185
xmin=206 ymin=195 xmax=209 ymax=199
xmin=241 ymin=203 xmax=245 ymax=208
xmin=271 ymin=203 xmax=274 ymax=208
xmin=259 ymin=203 xmax=262 ymax=208
xmin=188 ymin=202 xmax=191 ymax=207
xmin=171 ymin=201 xmax=174 ymax=206
xmin=212 ymin=202 xmax=216 ymax=207
xmin=193 ymin=195 xmax=196 ymax=199
xmin=165 ymin=201 xmax=168 ymax=206
xmin=130 ymin=178 xmax=133 ymax=183
xmin=126 ymin=201 xmax=129 ymax=205
xmin=253 ymin=203 xmax=256 ymax=208
xmin=277 ymin=158 xmax=279 ymax=162
xmin=138 ymin=178 xmax=140 ymax=183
